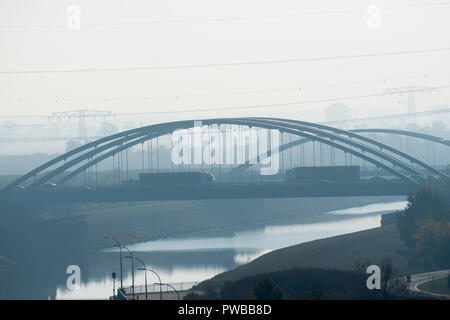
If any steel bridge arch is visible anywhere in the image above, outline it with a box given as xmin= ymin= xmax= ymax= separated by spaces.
xmin=48 ymin=117 xmax=420 ymax=186
xmin=6 ymin=117 xmax=446 ymax=190
xmin=228 ymin=124 xmax=449 ymax=178
xmin=252 ymin=117 xmax=447 ymax=178
xmin=213 ymin=118 xmax=429 ymax=181
xmin=350 ymin=128 xmax=450 ymax=147
xmin=3 ymin=120 xmax=194 ymax=191
xmin=218 ymin=119 xmax=419 ymax=183
xmin=205 ymin=118 xmax=445 ymax=179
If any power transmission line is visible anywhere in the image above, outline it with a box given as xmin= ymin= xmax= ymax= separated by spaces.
xmin=108 ymin=85 xmax=450 ymax=115
xmin=1 ymin=47 xmax=450 ymax=75
xmin=323 ymin=107 xmax=450 ymax=125
xmin=384 ymin=86 xmax=441 ymax=118
xmin=0 ymin=136 xmax=102 ymax=142
xmin=2 ymin=109 xmax=448 ymax=143
xmin=50 ymin=110 xmax=112 ymax=144
xmin=1 ymin=86 xmax=448 ymax=118
xmin=117 ymin=85 xmax=450 ymax=115
xmin=2 ymin=71 xmax=450 ymax=103
xmin=1 ymin=1 xmax=450 ymax=29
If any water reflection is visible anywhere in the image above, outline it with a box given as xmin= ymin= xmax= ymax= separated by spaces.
xmin=57 ymin=264 xmax=226 ymax=300
xmin=56 ymin=200 xmax=407 ymax=299
xmin=326 ymin=201 xmax=407 ymax=215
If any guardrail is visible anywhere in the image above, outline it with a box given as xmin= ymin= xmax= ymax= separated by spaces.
xmin=123 ymin=281 xmax=198 ymax=295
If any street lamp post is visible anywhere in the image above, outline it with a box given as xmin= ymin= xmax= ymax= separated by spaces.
xmin=155 ymin=282 xmax=180 ymax=300
xmin=135 ymin=257 xmax=148 ymax=301
xmin=112 ymin=272 xmax=116 ymax=297
xmin=103 ymin=236 xmax=123 ymax=290
xmin=123 ymin=246 xmax=135 ymax=300
xmin=150 ymin=269 xmax=163 ymax=300
xmin=137 ymin=267 xmax=162 ymax=300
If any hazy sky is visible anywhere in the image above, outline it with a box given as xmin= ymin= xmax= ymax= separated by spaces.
xmin=0 ymin=0 xmax=449 ymax=124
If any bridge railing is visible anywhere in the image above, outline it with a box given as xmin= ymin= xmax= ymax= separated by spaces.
xmin=122 ymin=281 xmax=199 ymax=295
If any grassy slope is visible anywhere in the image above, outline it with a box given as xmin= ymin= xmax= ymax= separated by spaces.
xmin=202 ymin=224 xmax=433 ymax=287
xmin=418 ymin=276 xmax=450 ymax=295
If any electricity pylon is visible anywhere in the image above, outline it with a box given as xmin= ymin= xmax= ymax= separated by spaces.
xmin=384 ymin=86 xmax=440 ymax=120
xmin=50 ymin=109 xmax=112 ymax=144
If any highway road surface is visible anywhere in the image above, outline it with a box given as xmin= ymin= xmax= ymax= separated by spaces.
xmin=407 ymin=269 xmax=450 ymax=299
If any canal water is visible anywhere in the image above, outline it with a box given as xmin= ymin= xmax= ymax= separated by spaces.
xmin=56 ymin=200 xmax=407 ymax=299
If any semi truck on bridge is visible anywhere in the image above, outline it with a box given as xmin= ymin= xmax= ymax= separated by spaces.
xmin=139 ymin=171 xmax=216 ymax=186
xmin=286 ymin=166 xmax=361 ymax=182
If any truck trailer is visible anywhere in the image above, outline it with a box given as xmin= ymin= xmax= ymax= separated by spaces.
xmin=286 ymin=166 xmax=360 ymax=182
xmin=139 ymin=171 xmax=215 ymax=185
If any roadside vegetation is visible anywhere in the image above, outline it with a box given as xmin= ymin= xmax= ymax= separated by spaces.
xmin=396 ymin=179 xmax=450 ymax=268
xmin=188 ymin=179 xmax=450 ymax=300
xmin=185 ymin=262 xmax=413 ymax=300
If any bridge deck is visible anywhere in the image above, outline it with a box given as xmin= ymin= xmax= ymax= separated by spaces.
xmin=1 ymin=181 xmax=418 ymax=204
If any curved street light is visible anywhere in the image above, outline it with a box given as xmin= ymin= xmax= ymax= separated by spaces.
xmin=123 ymin=246 xmax=135 ymax=300
xmin=138 ymin=267 xmax=162 ymax=300
xmin=154 ymin=282 xmax=180 ymax=300
xmin=103 ymin=236 xmax=123 ymax=290
xmin=134 ymin=257 xmax=149 ymax=300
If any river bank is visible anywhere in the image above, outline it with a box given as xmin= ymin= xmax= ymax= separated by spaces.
xmin=62 ymin=196 xmax=405 ymax=252
xmin=199 ymin=224 xmax=435 ymax=290
xmin=55 ymin=199 xmax=409 ymax=299
xmin=1 ymin=196 xmax=407 ymax=299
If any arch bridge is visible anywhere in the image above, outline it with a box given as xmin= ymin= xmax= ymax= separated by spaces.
xmin=2 ymin=117 xmax=448 ymax=203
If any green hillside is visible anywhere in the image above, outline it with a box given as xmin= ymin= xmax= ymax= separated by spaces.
xmin=201 ymin=224 xmax=436 ymax=288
